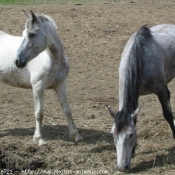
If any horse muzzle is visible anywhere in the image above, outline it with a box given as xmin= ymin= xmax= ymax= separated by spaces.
xmin=15 ymin=58 xmax=27 ymax=69
xmin=117 ymin=164 xmax=130 ymax=172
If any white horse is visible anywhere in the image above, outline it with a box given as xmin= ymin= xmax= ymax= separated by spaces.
xmin=0 ymin=11 xmax=82 ymax=146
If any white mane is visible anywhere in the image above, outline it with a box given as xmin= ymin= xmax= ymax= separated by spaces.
xmin=38 ymin=14 xmax=57 ymax=29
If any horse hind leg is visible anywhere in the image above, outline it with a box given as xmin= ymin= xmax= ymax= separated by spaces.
xmin=54 ymin=81 xmax=83 ymax=142
xmin=32 ymin=82 xmax=46 ymax=146
xmin=156 ymin=86 xmax=175 ymax=138
xmin=166 ymin=88 xmax=175 ymax=126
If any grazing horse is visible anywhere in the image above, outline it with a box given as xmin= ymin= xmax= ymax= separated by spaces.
xmin=107 ymin=24 xmax=175 ymax=171
xmin=0 ymin=11 xmax=83 ymax=146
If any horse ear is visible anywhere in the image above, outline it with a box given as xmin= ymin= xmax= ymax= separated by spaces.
xmin=131 ymin=106 xmax=141 ymax=121
xmin=23 ymin=10 xmax=30 ymax=18
xmin=106 ymin=105 xmax=116 ymax=119
xmin=30 ymin=10 xmax=39 ymax=23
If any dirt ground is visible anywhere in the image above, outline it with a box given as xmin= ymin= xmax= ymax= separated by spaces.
xmin=0 ymin=0 xmax=175 ymax=174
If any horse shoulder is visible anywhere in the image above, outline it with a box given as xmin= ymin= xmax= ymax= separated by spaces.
xmin=28 ymin=52 xmax=67 ymax=88
xmin=28 ymin=51 xmax=51 ymax=75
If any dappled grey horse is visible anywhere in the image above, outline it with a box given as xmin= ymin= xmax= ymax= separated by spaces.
xmin=0 ymin=11 xmax=82 ymax=145
xmin=107 ymin=24 xmax=175 ymax=171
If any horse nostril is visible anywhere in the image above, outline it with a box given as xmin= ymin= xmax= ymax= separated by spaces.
xmin=15 ymin=59 xmax=19 ymax=66
xmin=15 ymin=59 xmax=27 ymax=69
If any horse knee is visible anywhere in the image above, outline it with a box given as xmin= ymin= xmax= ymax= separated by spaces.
xmin=61 ymin=104 xmax=71 ymax=117
xmin=163 ymin=111 xmax=175 ymax=137
xmin=64 ymin=109 xmax=72 ymax=117
xmin=35 ymin=111 xmax=43 ymax=120
xmin=162 ymin=106 xmax=172 ymax=119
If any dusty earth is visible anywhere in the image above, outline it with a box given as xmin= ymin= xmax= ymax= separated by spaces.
xmin=0 ymin=0 xmax=175 ymax=174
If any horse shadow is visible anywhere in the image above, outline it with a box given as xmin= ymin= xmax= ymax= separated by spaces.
xmin=1 ymin=125 xmax=174 ymax=173
xmin=132 ymin=146 xmax=175 ymax=173
xmin=0 ymin=124 xmax=114 ymax=145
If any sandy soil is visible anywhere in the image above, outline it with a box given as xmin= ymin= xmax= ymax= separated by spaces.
xmin=0 ymin=1 xmax=175 ymax=174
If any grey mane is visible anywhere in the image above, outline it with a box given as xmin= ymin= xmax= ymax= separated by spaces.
xmin=116 ymin=26 xmax=154 ymax=132
xmin=37 ymin=14 xmax=57 ymax=28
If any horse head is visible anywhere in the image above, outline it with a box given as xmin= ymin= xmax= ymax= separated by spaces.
xmin=107 ymin=106 xmax=141 ymax=171
xmin=15 ymin=10 xmax=48 ymax=68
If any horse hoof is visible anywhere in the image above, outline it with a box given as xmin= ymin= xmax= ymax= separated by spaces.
xmin=33 ymin=137 xmax=47 ymax=146
xmin=70 ymin=132 xmax=83 ymax=143
xmin=75 ymin=133 xmax=83 ymax=143
xmin=38 ymin=139 xmax=47 ymax=146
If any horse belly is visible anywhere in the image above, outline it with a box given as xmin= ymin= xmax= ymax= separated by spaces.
xmin=0 ymin=70 xmax=31 ymax=89
xmin=2 ymin=78 xmax=31 ymax=89
xmin=0 ymin=61 xmax=31 ymax=88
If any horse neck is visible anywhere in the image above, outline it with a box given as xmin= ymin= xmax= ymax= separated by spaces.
xmin=119 ymin=37 xmax=140 ymax=114
xmin=117 ymin=68 xmax=139 ymax=133
xmin=119 ymin=36 xmax=134 ymax=111
xmin=119 ymin=74 xmax=125 ymax=111
xmin=45 ymin=25 xmax=65 ymax=60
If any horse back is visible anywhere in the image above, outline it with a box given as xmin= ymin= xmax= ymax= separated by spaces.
xmin=138 ymin=24 xmax=175 ymax=94
xmin=151 ymin=24 xmax=175 ymax=82
xmin=119 ymin=24 xmax=175 ymax=96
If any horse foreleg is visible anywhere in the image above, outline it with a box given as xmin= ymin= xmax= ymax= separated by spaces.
xmin=157 ymin=86 xmax=175 ymax=139
xmin=54 ymin=81 xmax=83 ymax=142
xmin=32 ymin=82 xmax=46 ymax=146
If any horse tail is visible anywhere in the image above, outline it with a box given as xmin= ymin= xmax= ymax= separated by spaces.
xmin=117 ymin=25 xmax=153 ymax=132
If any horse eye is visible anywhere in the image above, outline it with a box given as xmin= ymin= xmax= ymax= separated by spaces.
xmin=129 ymin=133 xmax=133 ymax=138
xmin=28 ymin=33 xmax=35 ymax=38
